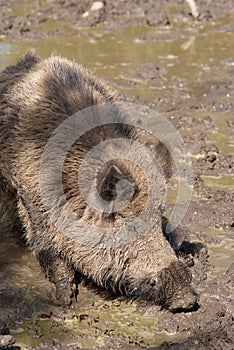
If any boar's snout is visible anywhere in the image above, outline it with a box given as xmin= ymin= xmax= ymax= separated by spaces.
xmin=140 ymin=260 xmax=199 ymax=312
xmin=160 ymin=260 xmax=199 ymax=312
xmin=168 ymin=289 xmax=199 ymax=313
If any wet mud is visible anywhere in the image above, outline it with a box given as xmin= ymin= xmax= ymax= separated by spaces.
xmin=0 ymin=1 xmax=234 ymax=349
xmin=1 ymin=0 xmax=234 ymax=40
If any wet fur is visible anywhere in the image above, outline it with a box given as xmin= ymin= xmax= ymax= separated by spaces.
xmin=0 ymin=52 xmax=197 ymax=310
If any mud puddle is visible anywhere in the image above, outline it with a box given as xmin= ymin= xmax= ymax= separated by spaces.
xmin=1 ymin=231 xmax=186 ymax=349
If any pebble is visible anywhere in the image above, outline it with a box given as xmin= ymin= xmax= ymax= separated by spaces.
xmin=0 ymin=334 xmax=15 ymax=347
xmin=91 ymin=1 xmax=104 ymax=11
xmin=82 ymin=1 xmax=104 ymax=18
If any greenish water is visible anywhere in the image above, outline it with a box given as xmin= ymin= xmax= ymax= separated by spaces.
xmin=201 ymin=175 xmax=234 ymax=190
xmin=1 ymin=14 xmax=234 ymax=100
xmin=190 ymin=111 xmax=234 ymax=155
xmin=12 ymin=299 xmax=183 ymax=349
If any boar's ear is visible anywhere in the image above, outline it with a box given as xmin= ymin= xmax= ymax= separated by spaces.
xmin=133 ymin=128 xmax=173 ymax=181
xmin=3 ymin=50 xmax=41 ymax=75
xmin=153 ymin=141 xmax=173 ymax=180
xmin=17 ymin=50 xmax=41 ymax=70
xmin=98 ymin=164 xmax=124 ymax=201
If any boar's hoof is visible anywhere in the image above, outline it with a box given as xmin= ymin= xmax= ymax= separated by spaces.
xmin=38 ymin=251 xmax=78 ymax=306
xmin=52 ymin=265 xmax=78 ymax=307
xmin=54 ymin=276 xmax=77 ymax=307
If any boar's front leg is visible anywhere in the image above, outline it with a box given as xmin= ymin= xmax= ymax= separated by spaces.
xmin=38 ymin=249 xmax=79 ymax=306
xmin=17 ymin=192 xmax=80 ymax=306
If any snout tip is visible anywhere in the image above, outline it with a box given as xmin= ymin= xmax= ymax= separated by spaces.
xmin=169 ymin=292 xmax=200 ymax=313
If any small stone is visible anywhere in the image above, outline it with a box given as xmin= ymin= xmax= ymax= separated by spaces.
xmin=91 ymin=1 xmax=104 ymax=11
xmin=82 ymin=11 xmax=89 ymax=18
xmin=0 ymin=334 xmax=15 ymax=347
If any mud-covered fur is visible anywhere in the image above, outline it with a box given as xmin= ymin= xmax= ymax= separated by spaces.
xmin=0 ymin=52 xmax=197 ymax=310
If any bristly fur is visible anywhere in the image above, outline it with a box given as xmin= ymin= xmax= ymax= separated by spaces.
xmin=0 ymin=52 xmax=197 ymax=310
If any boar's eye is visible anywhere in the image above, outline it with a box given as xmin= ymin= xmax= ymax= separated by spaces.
xmin=149 ymin=277 xmax=157 ymax=286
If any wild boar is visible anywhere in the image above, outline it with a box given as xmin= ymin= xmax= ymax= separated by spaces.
xmin=0 ymin=52 xmax=198 ymax=311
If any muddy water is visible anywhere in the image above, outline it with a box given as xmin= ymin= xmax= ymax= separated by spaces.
xmin=0 ymin=12 xmax=234 ymax=350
